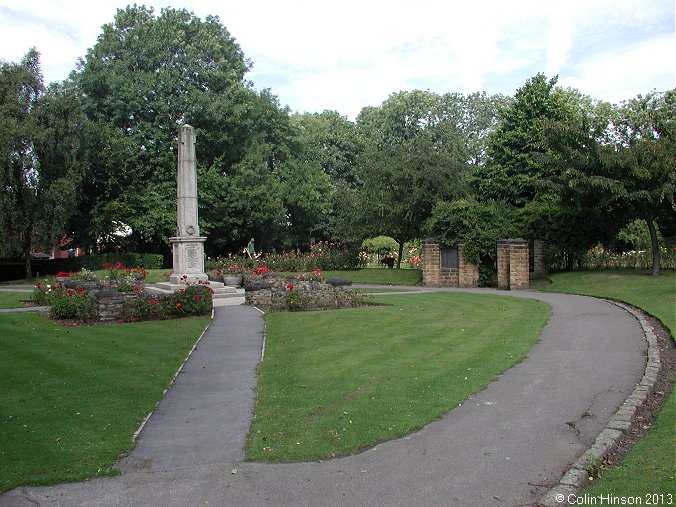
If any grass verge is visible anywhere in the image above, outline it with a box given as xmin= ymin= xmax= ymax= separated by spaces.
xmin=0 ymin=313 xmax=210 ymax=492
xmin=545 ymin=269 xmax=674 ymax=334
xmin=321 ymin=268 xmax=422 ymax=286
xmin=0 ymin=292 xmax=30 ymax=309
xmin=546 ymin=270 xmax=675 ymax=496
xmin=246 ymin=292 xmax=550 ymax=462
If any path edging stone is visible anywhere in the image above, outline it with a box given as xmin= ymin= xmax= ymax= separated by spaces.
xmin=538 ymin=300 xmax=661 ymax=506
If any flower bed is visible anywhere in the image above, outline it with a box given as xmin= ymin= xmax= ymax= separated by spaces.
xmin=32 ymin=271 xmax=212 ymax=324
xmin=244 ymin=270 xmax=369 ymax=312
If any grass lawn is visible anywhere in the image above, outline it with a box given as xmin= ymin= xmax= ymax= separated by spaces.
xmin=0 ymin=313 xmax=210 ymax=492
xmin=0 ymin=292 xmax=31 ymax=309
xmin=546 ymin=270 xmax=675 ymax=496
xmin=246 ymin=292 xmax=550 ymax=462
xmin=545 ymin=269 xmax=675 ymax=334
xmin=321 ymin=268 xmax=422 ymax=285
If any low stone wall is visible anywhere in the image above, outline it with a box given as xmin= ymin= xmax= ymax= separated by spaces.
xmin=92 ymin=290 xmax=139 ymax=322
xmin=244 ymin=275 xmax=356 ymax=312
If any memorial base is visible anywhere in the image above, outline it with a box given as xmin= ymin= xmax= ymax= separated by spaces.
xmin=169 ymin=236 xmax=208 ymax=285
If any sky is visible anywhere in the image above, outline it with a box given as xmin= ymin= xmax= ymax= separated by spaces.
xmin=0 ymin=0 xmax=674 ymax=119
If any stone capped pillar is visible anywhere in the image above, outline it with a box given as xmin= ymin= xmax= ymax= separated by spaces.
xmin=422 ymin=240 xmax=441 ymax=286
xmin=497 ymin=239 xmax=529 ymax=290
xmin=509 ymin=240 xmax=529 ymax=290
xmin=169 ymin=125 xmax=208 ymax=285
xmin=497 ymin=240 xmax=511 ymax=289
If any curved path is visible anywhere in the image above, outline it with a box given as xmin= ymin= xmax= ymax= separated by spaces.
xmin=1 ymin=288 xmax=647 ymax=507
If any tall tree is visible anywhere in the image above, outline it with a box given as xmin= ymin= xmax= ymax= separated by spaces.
xmin=0 ymin=49 xmax=86 ymax=277
xmin=353 ymin=90 xmax=468 ymax=266
xmin=476 ymin=74 xmax=569 ymax=206
xmin=597 ymin=90 xmax=676 ymax=275
xmin=75 ymin=5 xmax=292 ymax=254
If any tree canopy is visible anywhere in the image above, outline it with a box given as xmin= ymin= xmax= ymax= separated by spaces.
xmin=1 ymin=6 xmax=673 ymax=277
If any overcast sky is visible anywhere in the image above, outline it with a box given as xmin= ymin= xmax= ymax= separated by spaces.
xmin=1 ymin=0 xmax=674 ymax=119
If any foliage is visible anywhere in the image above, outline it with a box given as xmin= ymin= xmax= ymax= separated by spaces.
xmin=426 ymin=198 xmax=515 ymax=263
xmin=476 ymin=73 xmax=569 ymax=206
xmin=32 ymin=280 xmax=96 ymax=321
xmin=208 ymin=241 xmax=361 ymax=273
xmin=121 ymin=284 xmax=212 ymax=322
xmin=581 ymin=245 xmax=676 ymax=271
xmin=286 ymin=288 xmax=310 ymax=312
xmin=361 ymin=236 xmax=399 ymax=257
xmin=351 ymin=90 xmax=470 ymax=266
xmin=0 ymin=312 xmax=209 ymax=492
xmin=0 ymin=49 xmax=87 ymax=278
xmin=73 ymin=5 xmax=301 ymax=254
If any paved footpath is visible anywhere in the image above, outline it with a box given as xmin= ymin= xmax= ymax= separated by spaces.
xmin=1 ymin=289 xmax=647 ymax=507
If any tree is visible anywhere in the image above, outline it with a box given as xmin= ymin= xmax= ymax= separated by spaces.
xmin=353 ymin=90 xmax=469 ymax=266
xmin=0 ymin=49 xmax=86 ymax=277
xmin=476 ymin=74 xmax=569 ymax=206
xmin=75 ymin=5 xmax=293 ymax=254
xmin=597 ymin=90 xmax=676 ymax=275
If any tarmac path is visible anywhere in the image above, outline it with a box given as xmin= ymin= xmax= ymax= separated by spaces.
xmin=0 ymin=288 xmax=647 ymax=507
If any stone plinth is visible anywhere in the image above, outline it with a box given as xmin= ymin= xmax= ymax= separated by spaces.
xmin=169 ymin=236 xmax=208 ymax=285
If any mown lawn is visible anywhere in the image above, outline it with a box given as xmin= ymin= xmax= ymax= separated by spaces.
xmin=0 ymin=313 xmax=210 ymax=492
xmin=0 ymin=292 xmax=30 ymax=309
xmin=321 ymin=268 xmax=422 ymax=285
xmin=546 ymin=270 xmax=675 ymax=496
xmin=246 ymin=291 xmax=550 ymax=462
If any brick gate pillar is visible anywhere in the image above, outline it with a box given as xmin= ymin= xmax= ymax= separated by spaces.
xmin=422 ymin=240 xmax=441 ymax=286
xmin=497 ymin=240 xmax=511 ymax=289
xmin=509 ymin=240 xmax=529 ymax=290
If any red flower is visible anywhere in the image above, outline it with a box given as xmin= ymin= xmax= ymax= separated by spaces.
xmin=67 ymin=289 xmax=75 ymax=296
xmin=176 ymin=303 xmax=182 ymax=309
xmin=56 ymin=271 xmax=70 ymax=277
xmin=118 ymin=319 xmax=124 ymax=324
xmin=150 ymin=299 xmax=158 ymax=305
xmin=193 ymin=295 xmax=201 ymax=301
xmin=286 ymin=284 xmax=294 ymax=291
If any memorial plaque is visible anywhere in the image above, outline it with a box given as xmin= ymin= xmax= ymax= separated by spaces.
xmin=441 ymin=247 xmax=458 ymax=269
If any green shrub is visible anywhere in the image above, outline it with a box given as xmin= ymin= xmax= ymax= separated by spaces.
xmin=47 ymin=285 xmax=96 ymax=322
xmin=172 ymin=284 xmax=213 ymax=316
xmin=286 ymin=289 xmax=310 ymax=311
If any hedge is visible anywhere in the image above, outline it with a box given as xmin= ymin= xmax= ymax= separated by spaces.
xmin=1 ymin=253 xmax=165 ymax=280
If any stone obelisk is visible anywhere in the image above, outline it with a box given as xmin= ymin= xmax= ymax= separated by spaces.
xmin=169 ymin=124 xmax=208 ymax=285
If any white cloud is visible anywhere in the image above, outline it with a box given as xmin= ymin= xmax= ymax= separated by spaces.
xmin=559 ymin=32 xmax=675 ymax=103
xmin=1 ymin=0 xmax=673 ymax=117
